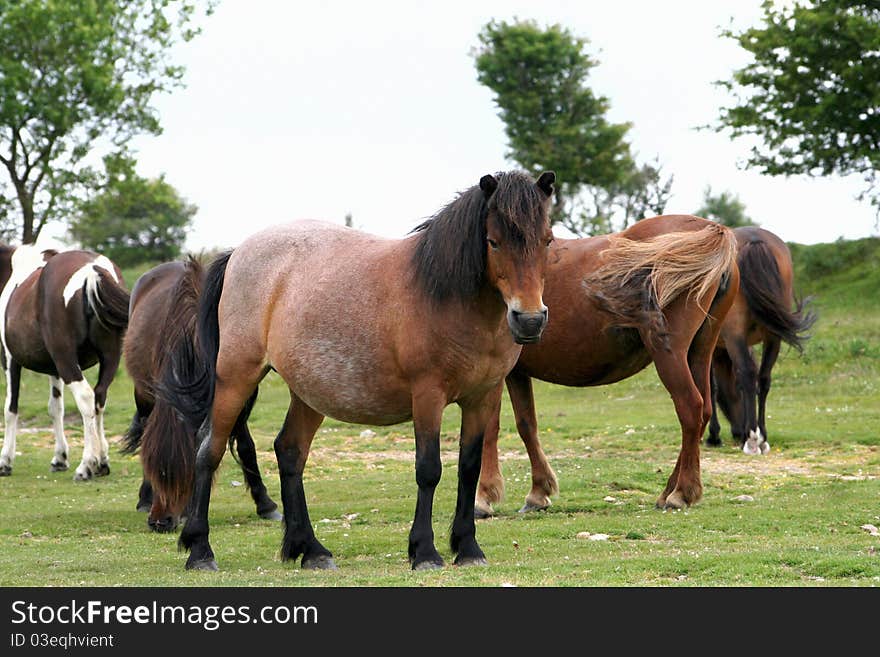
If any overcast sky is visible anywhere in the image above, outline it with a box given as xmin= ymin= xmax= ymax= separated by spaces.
xmin=83 ymin=0 xmax=879 ymax=250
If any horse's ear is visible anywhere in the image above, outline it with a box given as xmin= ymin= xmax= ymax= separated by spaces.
xmin=537 ymin=171 xmax=556 ymax=197
xmin=480 ymin=174 xmax=498 ymax=198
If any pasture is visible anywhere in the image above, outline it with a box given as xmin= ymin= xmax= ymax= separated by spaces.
xmin=0 ymin=238 xmax=878 ymax=587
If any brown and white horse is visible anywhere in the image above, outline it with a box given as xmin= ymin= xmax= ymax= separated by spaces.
xmin=0 ymin=245 xmax=129 ymax=480
xmin=707 ymin=226 xmax=816 ymax=454
xmin=151 ymin=170 xmax=556 ymax=571
xmin=476 ymin=215 xmax=740 ymax=516
xmin=122 ymin=258 xmax=280 ymax=532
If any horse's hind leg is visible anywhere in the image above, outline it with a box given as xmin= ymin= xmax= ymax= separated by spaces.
xmin=757 ymin=337 xmax=781 ymax=449
xmin=0 ymin=359 xmax=22 ymax=476
xmin=48 ymin=376 xmax=69 ymax=471
xmin=232 ymin=390 xmax=281 ymax=521
xmin=706 ymin=363 xmax=722 ymax=447
xmin=91 ymin=348 xmax=122 ymax=476
xmin=728 ymin=338 xmax=765 ymax=455
xmin=275 ymin=392 xmax=335 ymax=569
xmin=507 ymin=369 xmax=558 ymax=513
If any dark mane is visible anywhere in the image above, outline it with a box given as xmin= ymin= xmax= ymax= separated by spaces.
xmin=410 ymin=171 xmax=547 ymax=302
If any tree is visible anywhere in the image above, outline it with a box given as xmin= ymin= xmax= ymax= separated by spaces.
xmin=696 ymin=187 xmax=756 ymax=228
xmin=68 ymin=155 xmax=196 ymax=267
xmin=473 ymin=19 xmax=672 ymax=235
xmin=714 ymin=1 xmax=880 ymax=216
xmin=0 ymin=0 xmax=211 ymax=244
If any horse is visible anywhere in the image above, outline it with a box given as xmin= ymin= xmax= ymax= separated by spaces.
xmin=475 ymin=215 xmax=740 ymax=517
xmin=146 ymin=170 xmax=556 ymax=571
xmin=0 ymin=245 xmax=129 ymax=480
xmin=706 ymin=225 xmax=816 ymax=455
xmin=121 ymin=258 xmax=280 ymax=532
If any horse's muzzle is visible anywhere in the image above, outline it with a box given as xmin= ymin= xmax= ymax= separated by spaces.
xmin=508 ymin=308 xmax=548 ymax=344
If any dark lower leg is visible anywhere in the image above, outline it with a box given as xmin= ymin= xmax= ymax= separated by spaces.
xmin=409 ymin=433 xmax=443 ymax=569
xmin=451 ymin=432 xmax=486 ymax=565
xmin=179 ymin=422 xmax=222 ymax=570
xmin=235 ymin=423 xmax=279 ymax=519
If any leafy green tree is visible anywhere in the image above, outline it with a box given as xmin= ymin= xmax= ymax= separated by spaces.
xmin=714 ymin=1 xmax=880 ymax=215
xmin=473 ymin=19 xmax=671 ymax=235
xmin=696 ymin=187 xmax=756 ymax=228
xmin=69 ymin=155 xmax=196 ymax=267
xmin=0 ymin=0 xmax=211 ymax=244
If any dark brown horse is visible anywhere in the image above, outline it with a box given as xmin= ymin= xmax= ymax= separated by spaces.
xmin=121 ymin=258 xmax=280 ymax=532
xmin=706 ymin=226 xmax=816 ymax=454
xmin=0 ymin=245 xmax=129 ymax=479
xmin=150 ymin=170 xmax=556 ymax=571
xmin=476 ymin=215 xmax=740 ymax=516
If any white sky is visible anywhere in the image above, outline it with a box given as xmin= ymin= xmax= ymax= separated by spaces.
xmin=90 ymin=0 xmax=879 ymax=250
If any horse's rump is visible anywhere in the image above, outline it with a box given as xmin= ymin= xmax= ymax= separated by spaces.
xmin=584 ymin=222 xmax=737 ymax=348
xmin=737 ymin=239 xmax=816 ymax=351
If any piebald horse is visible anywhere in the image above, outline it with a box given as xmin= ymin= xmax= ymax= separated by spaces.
xmin=707 ymin=225 xmax=815 ymax=454
xmin=0 ymin=245 xmax=129 ymax=480
xmin=476 ymin=215 xmax=740 ymax=516
xmin=121 ymin=258 xmax=280 ymax=532
xmin=152 ymin=170 xmax=556 ymax=570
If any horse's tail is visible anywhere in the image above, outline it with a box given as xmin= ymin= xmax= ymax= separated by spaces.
xmin=586 ymin=222 xmax=738 ymax=348
xmin=738 ymin=240 xmax=817 ymax=352
xmin=141 ymin=253 xmax=229 ymax=517
xmin=87 ymin=267 xmax=130 ymax=331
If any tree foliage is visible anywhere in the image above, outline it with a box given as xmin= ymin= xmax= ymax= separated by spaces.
xmin=0 ymin=0 xmax=211 ymax=244
xmin=473 ymin=19 xmax=671 ymax=235
xmin=69 ymin=155 xmax=196 ymax=267
xmin=696 ymin=187 xmax=756 ymax=228
xmin=714 ymin=1 xmax=880 ymax=214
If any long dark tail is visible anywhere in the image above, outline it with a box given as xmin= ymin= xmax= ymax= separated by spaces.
xmin=738 ymin=240 xmax=817 ymax=352
xmin=89 ymin=268 xmax=130 ymax=331
xmin=141 ymin=252 xmax=231 ymax=516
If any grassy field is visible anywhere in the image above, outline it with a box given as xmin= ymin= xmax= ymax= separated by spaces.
xmin=0 ymin=239 xmax=878 ymax=587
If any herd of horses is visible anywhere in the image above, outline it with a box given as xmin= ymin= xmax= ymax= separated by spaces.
xmin=0 ymin=170 xmax=815 ymax=571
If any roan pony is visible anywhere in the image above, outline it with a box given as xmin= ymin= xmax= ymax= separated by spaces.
xmin=121 ymin=258 xmax=281 ymax=532
xmin=147 ymin=170 xmax=556 ymax=571
xmin=0 ymin=245 xmax=129 ymax=480
xmin=476 ymin=215 xmax=740 ymax=516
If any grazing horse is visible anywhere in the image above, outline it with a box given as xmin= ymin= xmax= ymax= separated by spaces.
xmin=476 ymin=215 xmax=740 ymax=516
xmin=150 ymin=170 xmax=556 ymax=571
xmin=121 ymin=258 xmax=280 ymax=532
xmin=706 ymin=226 xmax=816 ymax=455
xmin=0 ymin=245 xmax=129 ymax=480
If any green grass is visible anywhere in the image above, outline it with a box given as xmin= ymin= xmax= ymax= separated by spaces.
xmin=0 ymin=242 xmax=878 ymax=587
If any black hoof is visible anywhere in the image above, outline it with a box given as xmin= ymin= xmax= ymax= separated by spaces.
xmin=474 ymin=506 xmax=493 ymax=520
xmin=454 ymin=553 xmax=488 ymax=567
xmin=148 ymin=516 xmax=179 ymax=533
xmin=518 ymin=502 xmax=549 ymax=514
xmin=0 ymin=464 xmax=11 ymax=477
xmin=705 ymin=437 xmax=722 ymax=447
xmin=259 ymin=508 xmax=283 ymax=521
xmin=50 ymin=462 xmax=69 ymax=472
xmin=412 ymin=559 xmax=444 ymax=571
xmin=302 ymin=554 xmax=337 ymax=570
xmin=96 ymin=462 xmax=110 ymax=477
xmin=185 ymin=557 xmax=219 ymax=571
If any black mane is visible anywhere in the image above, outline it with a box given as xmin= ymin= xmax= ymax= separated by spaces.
xmin=410 ymin=171 xmax=547 ymax=303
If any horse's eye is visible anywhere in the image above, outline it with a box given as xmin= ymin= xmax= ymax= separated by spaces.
xmin=487 ymin=238 xmax=499 ymax=250
xmin=545 ymin=238 xmax=554 ymax=247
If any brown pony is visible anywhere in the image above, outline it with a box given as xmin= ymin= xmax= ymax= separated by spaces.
xmin=706 ymin=226 xmax=816 ymax=454
xmin=476 ymin=215 xmax=740 ymax=516
xmin=121 ymin=258 xmax=280 ymax=532
xmin=150 ymin=170 xmax=556 ymax=571
xmin=0 ymin=245 xmax=129 ymax=480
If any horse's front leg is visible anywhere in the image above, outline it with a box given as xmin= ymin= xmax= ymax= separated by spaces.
xmin=409 ymin=388 xmax=446 ymax=570
xmin=0 ymin=359 xmax=22 ymax=476
xmin=475 ymin=382 xmax=503 ymax=519
xmin=452 ymin=390 xmax=499 ymax=566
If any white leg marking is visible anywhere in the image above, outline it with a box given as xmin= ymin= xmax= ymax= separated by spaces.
xmin=68 ymin=379 xmax=100 ymax=480
xmin=743 ymin=428 xmax=769 ymax=456
xmin=48 ymin=377 xmax=69 ymax=471
xmin=0 ymin=365 xmax=18 ymax=474
xmin=96 ymin=403 xmax=109 ymax=467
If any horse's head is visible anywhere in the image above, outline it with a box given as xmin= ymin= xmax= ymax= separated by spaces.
xmin=480 ymin=171 xmax=555 ymax=344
